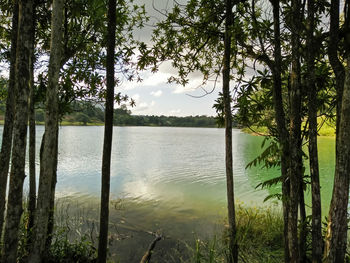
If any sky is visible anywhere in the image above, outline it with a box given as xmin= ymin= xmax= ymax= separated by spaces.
xmin=118 ymin=0 xmax=222 ymax=117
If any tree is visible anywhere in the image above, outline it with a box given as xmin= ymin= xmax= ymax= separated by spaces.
xmin=270 ymin=1 xmax=291 ymax=261
xmin=76 ymin=112 xmax=91 ymax=125
xmin=97 ymin=0 xmax=116 ymax=261
xmin=1 ymin=0 xmax=34 ymax=261
xmin=323 ymin=1 xmax=350 ymax=262
xmin=306 ymin=0 xmax=322 ymax=261
xmin=223 ymin=0 xmax=238 ymax=262
xmin=0 ymin=0 xmax=18 ymax=241
xmin=139 ymin=0 xmax=241 ymax=261
xmin=288 ymin=1 xmax=303 ymax=262
xmin=28 ymin=0 xmax=64 ymax=261
xmin=28 ymin=0 xmax=37 ymax=235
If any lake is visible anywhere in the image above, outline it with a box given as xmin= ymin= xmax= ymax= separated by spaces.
xmin=0 ymin=126 xmax=336 ymax=261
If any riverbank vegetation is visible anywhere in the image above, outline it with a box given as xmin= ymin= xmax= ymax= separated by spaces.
xmin=0 ymin=101 xmax=218 ymax=127
xmin=0 ymin=0 xmax=350 ymax=262
xmin=13 ymin=201 xmax=285 ymax=263
xmin=242 ymin=117 xmax=337 ymax=137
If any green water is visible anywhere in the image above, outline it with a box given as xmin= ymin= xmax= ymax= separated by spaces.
xmin=0 ymin=126 xmax=336 ymax=262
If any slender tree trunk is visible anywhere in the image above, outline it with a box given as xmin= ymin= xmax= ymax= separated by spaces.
xmin=223 ymin=1 xmax=238 ymax=263
xmin=288 ymin=0 xmax=302 ymax=262
xmin=328 ymin=0 xmax=345 ymax=138
xmin=28 ymin=6 xmax=37 ymax=234
xmin=45 ymin=127 xmax=59 ymax=250
xmin=306 ymin=0 xmax=322 ymax=261
xmin=1 ymin=0 xmax=34 ymax=262
xmin=299 ymin=184 xmax=307 ymax=263
xmin=324 ymin=56 xmax=350 ymax=263
xmin=97 ymin=0 xmax=116 ymax=261
xmin=28 ymin=0 xmax=63 ymax=261
xmin=323 ymin=4 xmax=350 ymax=262
xmin=270 ymin=1 xmax=290 ymax=262
xmin=0 ymin=0 xmax=18 ymax=241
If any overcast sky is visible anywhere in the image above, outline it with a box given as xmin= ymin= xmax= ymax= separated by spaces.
xmin=118 ymin=0 xmax=222 ymax=117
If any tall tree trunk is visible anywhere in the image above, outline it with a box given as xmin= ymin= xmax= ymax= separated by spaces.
xmin=28 ymin=0 xmax=63 ymax=261
xmin=288 ymin=0 xmax=302 ymax=262
xmin=1 ymin=0 xmax=34 ymax=262
xmin=323 ymin=4 xmax=350 ymax=262
xmin=0 ymin=0 xmax=18 ymax=241
xmin=97 ymin=0 xmax=116 ymax=261
xmin=223 ymin=1 xmax=238 ymax=263
xmin=299 ymin=184 xmax=307 ymax=263
xmin=45 ymin=127 xmax=59 ymax=250
xmin=324 ymin=56 xmax=350 ymax=263
xmin=270 ymin=1 xmax=290 ymax=262
xmin=306 ymin=0 xmax=322 ymax=261
xmin=28 ymin=5 xmax=37 ymax=235
xmin=328 ymin=0 xmax=345 ymax=138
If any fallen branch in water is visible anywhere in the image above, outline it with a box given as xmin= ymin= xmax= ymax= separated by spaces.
xmin=140 ymin=235 xmax=162 ymax=263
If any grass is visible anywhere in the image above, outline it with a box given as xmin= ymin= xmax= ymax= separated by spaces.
xmin=10 ymin=200 xmax=285 ymax=263
xmin=242 ymin=117 xmax=336 ymax=137
xmin=241 ymin=126 xmax=269 ymax=135
xmin=182 ymin=204 xmax=284 ymax=263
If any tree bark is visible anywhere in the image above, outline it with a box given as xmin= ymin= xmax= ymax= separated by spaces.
xmin=288 ymin=0 xmax=302 ymax=262
xmin=28 ymin=0 xmax=63 ymax=261
xmin=323 ymin=55 xmax=350 ymax=263
xmin=28 ymin=4 xmax=37 ymax=235
xmin=323 ymin=4 xmax=350 ymax=262
xmin=270 ymin=1 xmax=290 ymax=262
xmin=1 ymin=0 xmax=34 ymax=262
xmin=45 ymin=127 xmax=59 ymax=250
xmin=97 ymin=0 xmax=116 ymax=262
xmin=299 ymin=184 xmax=307 ymax=263
xmin=328 ymin=0 xmax=345 ymax=137
xmin=306 ymin=0 xmax=322 ymax=261
xmin=223 ymin=1 xmax=238 ymax=263
xmin=0 ymin=0 xmax=18 ymax=241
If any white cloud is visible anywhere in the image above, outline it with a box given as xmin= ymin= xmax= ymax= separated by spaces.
xmin=169 ymin=109 xmax=181 ymax=115
xmin=120 ymin=71 xmax=172 ymax=91
xmin=131 ymin=94 xmax=140 ymax=102
xmin=172 ymin=85 xmax=196 ymax=94
xmin=171 ymin=72 xmax=213 ymax=94
xmin=137 ymin=102 xmax=149 ymax=111
xmin=132 ymin=96 xmax=156 ymax=113
xmin=150 ymin=90 xmax=163 ymax=97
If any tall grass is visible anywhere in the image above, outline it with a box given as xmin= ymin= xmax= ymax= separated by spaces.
xmin=12 ymin=200 xmax=285 ymax=263
xmin=185 ymin=204 xmax=284 ymax=263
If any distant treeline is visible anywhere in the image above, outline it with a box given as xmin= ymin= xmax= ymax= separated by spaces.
xmin=0 ymin=101 xmax=219 ymax=128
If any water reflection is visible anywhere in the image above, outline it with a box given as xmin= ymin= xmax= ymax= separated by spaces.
xmin=0 ymin=125 xmax=337 ymax=261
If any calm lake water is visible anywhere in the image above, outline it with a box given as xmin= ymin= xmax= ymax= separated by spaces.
xmin=0 ymin=126 xmax=336 ymax=261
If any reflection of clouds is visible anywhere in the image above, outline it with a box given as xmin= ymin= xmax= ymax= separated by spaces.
xmin=122 ymin=180 xmax=155 ymax=200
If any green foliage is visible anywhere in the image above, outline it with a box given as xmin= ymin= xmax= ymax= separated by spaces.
xmin=75 ymin=112 xmax=91 ymax=125
xmin=235 ymin=205 xmax=284 ymax=263
xmin=184 ymin=204 xmax=284 ymax=263
xmin=246 ymin=137 xmax=281 ymax=169
xmin=44 ymin=229 xmax=97 ymax=263
xmin=187 ymin=236 xmax=225 ymax=263
xmin=0 ymin=0 xmax=149 ymax=120
xmin=35 ymin=109 xmax=45 ymax=122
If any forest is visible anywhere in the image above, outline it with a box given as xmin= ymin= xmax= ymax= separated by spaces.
xmin=0 ymin=0 xmax=349 ymax=263
xmin=0 ymin=101 xmax=219 ymax=127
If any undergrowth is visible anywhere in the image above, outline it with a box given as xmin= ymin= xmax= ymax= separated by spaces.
xmin=183 ymin=204 xmax=284 ymax=263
